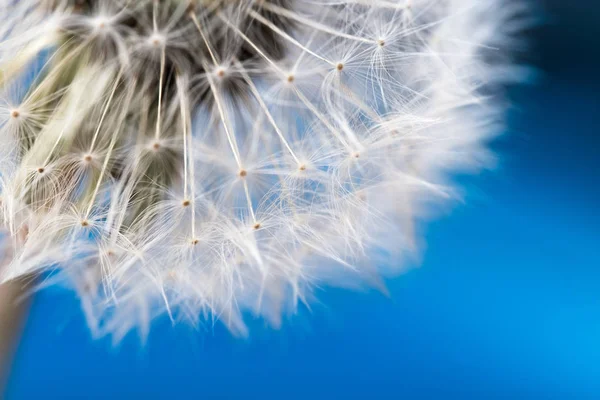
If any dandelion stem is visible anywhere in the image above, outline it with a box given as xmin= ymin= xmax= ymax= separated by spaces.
xmin=236 ymin=61 xmax=300 ymax=165
xmin=89 ymin=70 xmax=123 ymax=153
xmin=292 ymin=86 xmax=351 ymax=150
xmin=84 ymin=83 xmax=135 ymax=220
xmin=243 ymin=179 xmax=256 ymax=224
xmin=176 ymin=77 xmax=189 ymax=200
xmin=218 ymin=14 xmax=286 ymax=78
xmin=257 ymin=2 xmax=376 ymax=45
xmin=154 ymin=46 xmax=166 ymax=142
xmin=205 ymin=63 xmax=242 ymax=168
xmin=247 ymin=10 xmax=335 ymax=66
xmin=189 ymin=12 xmax=219 ymax=67
xmin=176 ymin=76 xmax=196 ymax=238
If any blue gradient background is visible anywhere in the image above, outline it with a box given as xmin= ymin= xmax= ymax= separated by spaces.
xmin=4 ymin=1 xmax=599 ymax=398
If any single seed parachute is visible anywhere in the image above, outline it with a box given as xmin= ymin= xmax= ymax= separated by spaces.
xmin=0 ymin=0 xmax=527 ymax=339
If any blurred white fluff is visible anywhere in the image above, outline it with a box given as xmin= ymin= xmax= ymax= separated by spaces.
xmin=0 ymin=0 xmax=527 ymax=339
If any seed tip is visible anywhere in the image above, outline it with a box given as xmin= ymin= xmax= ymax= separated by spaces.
xmin=186 ymin=1 xmax=196 ymax=13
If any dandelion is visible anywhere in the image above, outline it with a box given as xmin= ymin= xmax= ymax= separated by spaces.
xmin=0 ymin=0 xmax=527 ymax=339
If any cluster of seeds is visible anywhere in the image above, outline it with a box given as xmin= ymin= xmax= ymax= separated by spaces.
xmin=0 ymin=0 xmax=525 ymax=339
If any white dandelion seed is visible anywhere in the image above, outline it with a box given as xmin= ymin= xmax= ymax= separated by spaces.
xmin=0 ymin=0 xmax=528 ymax=339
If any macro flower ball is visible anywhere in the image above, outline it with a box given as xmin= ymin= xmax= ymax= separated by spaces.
xmin=0 ymin=0 xmax=526 ymax=339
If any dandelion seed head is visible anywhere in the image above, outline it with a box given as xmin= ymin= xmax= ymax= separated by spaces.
xmin=0 ymin=0 xmax=528 ymax=339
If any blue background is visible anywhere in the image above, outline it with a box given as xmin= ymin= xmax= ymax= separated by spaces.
xmin=4 ymin=1 xmax=599 ymax=398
